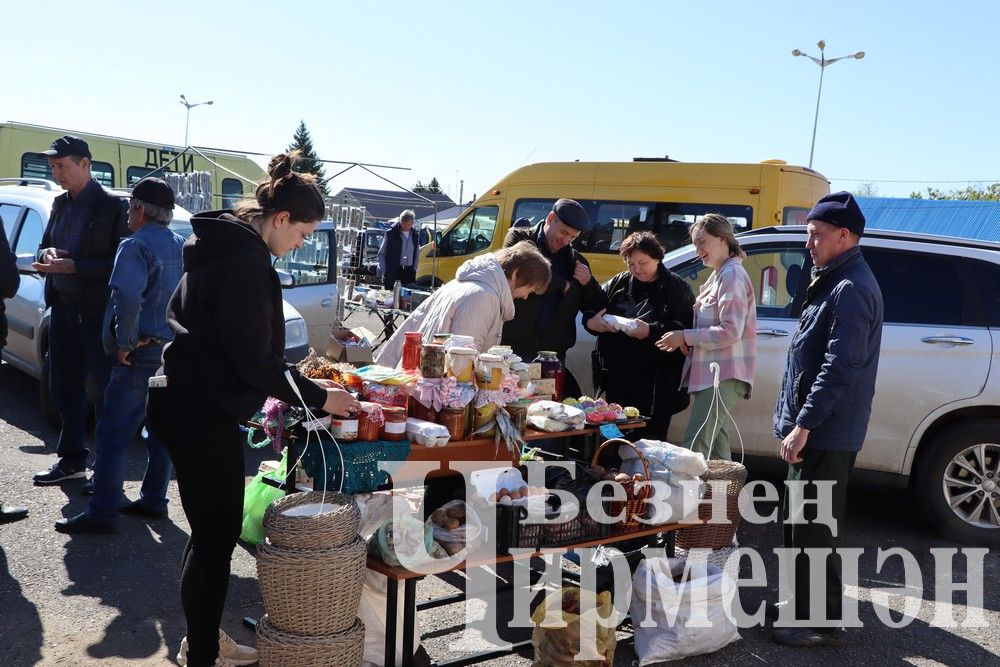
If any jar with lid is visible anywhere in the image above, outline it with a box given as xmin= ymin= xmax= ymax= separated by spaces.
xmin=401 ymin=332 xmax=423 ymax=371
xmin=420 ymin=343 xmax=446 ymax=378
xmin=331 ymin=415 xmax=359 ymax=442
xmin=533 ymin=351 xmax=565 ymax=400
xmin=431 ymin=332 xmax=451 ymax=346
xmin=357 ymin=402 xmax=384 ymax=441
xmin=438 ymin=406 xmax=466 ymax=441
xmin=408 ymin=395 xmax=437 ymax=423
xmin=476 ymin=353 xmax=506 ymax=390
xmin=473 ymin=403 xmax=498 ymax=437
xmin=446 ymin=346 xmax=477 ymax=383
xmin=381 ymin=406 xmax=407 ymax=441
xmin=511 ymin=362 xmax=530 ymax=387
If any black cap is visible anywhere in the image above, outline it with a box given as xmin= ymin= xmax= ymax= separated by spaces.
xmin=40 ymin=135 xmax=92 ymax=160
xmin=551 ymin=198 xmax=590 ymax=232
xmin=131 ymin=177 xmax=175 ymax=210
xmin=807 ymin=191 xmax=866 ymax=236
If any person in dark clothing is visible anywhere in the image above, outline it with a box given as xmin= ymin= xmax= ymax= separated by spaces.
xmin=500 ymin=199 xmax=604 ymax=398
xmin=770 ymin=192 xmax=883 ymax=648
xmin=377 ymin=209 xmax=420 ymax=288
xmin=583 ymin=232 xmax=694 ymax=439
xmin=146 ymin=152 xmax=360 ymax=667
xmin=30 ymin=135 xmax=128 ymax=485
xmin=1 ymin=224 xmax=28 ymax=524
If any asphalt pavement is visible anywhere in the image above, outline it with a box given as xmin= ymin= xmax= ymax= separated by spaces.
xmin=1 ymin=335 xmax=998 ymax=666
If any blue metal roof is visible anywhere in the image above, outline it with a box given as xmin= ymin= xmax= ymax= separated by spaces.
xmin=856 ymin=197 xmax=1000 ymax=242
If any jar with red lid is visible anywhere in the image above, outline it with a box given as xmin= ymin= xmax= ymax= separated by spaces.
xmin=401 ymin=332 xmax=423 ymax=372
xmin=381 ymin=407 xmax=407 ymax=441
xmin=357 ymin=402 xmax=384 ymax=441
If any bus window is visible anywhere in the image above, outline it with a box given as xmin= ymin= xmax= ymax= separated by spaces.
xmin=21 ymin=152 xmax=114 ymax=187
xmin=127 ymin=166 xmax=166 ymax=186
xmin=783 ymin=207 xmax=810 ymax=225
xmin=222 ymin=178 xmax=244 ymax=209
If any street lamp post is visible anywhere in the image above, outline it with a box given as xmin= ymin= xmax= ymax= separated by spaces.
xmin=791 ymin=41 xmax=864 ymax=169
xmin=179 ymin=94 xmax=213 ymax=147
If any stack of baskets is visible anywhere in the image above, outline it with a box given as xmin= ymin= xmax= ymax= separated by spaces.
xmin=256 ymin=491 xmax=366 ymax=667
xmin=675 ymin=459 xmax=748 ymax=550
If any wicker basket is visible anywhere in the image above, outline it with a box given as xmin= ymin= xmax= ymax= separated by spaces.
xmin=590 ymin=438 xmax=653 ymax=532
xmin=264 ymin=491 xmax=360 ymax=550
xmin=257 ymin=614 xmax=364 ymax=667
xmin=675 ymin=459 xmax=747 ymax=550
xmin=257 ymin=537 xmax=365 ymax=636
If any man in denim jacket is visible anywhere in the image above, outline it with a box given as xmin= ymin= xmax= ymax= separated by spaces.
xmin=771 ymin=191 xmax=883 ymax=646
xmin=57 ymin=178 xmax=186 ymax=534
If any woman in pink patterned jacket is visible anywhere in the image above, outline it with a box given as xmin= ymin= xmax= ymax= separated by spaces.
xmin=655 ymin=214 xmax=756 ymax=460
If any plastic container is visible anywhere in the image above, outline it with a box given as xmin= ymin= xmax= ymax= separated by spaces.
xmin=446 ymin=346 xmax=477 ymax=382
xmin=381 ymin=407 xmax=407 ymax=441
xmin=401 ymin=332 xmax=423 ymax=371
xmin=420 ymin=343 xmax=446 ymax=378
xmin=438 ymin=407 xmax=467 ymax=441
xmin=534 ymin=351 xmax=565 ymax=401
xmin=356 ymin=402 xmax=384 ymax=442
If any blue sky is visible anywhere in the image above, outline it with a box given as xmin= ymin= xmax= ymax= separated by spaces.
xmin=4 ymin=1 xmax=999 ymax=202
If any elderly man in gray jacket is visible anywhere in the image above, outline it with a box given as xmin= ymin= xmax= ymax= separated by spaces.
xmin=771 ymin=191 xmax=884 ymax=648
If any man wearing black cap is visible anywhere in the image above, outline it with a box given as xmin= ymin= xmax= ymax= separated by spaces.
xmin=771 ymin=191 xmax=883 ymax=647
xmin=500 ymin=198 xmax=604 ymax=397
xmin=57 ymin=178 xmax=185 ymax=533
xmin=31 ymin=136 xmax=129 ymax=485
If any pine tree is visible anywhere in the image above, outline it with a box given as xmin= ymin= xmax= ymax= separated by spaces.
xmin=287 ymin=120 xmax=329 ymax=195
xmin=414 ymin=177 xmax=443 ymax=195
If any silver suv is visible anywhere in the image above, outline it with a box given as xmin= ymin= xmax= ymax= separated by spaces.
xmin=569 ymin=225 xmax=1000 ymax=544
xmin=0 ymin=178 xmax=312 ymax=426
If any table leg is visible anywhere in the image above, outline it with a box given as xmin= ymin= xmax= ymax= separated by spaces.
xmin=385 ymin=577 xmax=399 ymax=667
xmin=402 ymin=577 xmax=418 ymax=667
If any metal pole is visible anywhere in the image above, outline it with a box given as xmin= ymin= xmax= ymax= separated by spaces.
xmin=808 ymin=52 xmax=826 ymax=170
xmin=184 ymin=106 xmax=191 ymax=147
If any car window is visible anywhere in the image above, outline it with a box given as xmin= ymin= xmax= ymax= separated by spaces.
xmin=864 ymin=249 xmax=968 ymax=326
xmin=14 ymin=208 xmax=44 ymax=255
xmin=962 ymin=257 xmax=1000 ymax=327
xmin=273 ymin=229 xmax=332 ymax=286
xmin=0 ymin=203 xmax=22 ymax=241
xmin=672 ymin=244 xmax=809 ymax=318
xmin=437 ymin=206 xmax=499 ymax=257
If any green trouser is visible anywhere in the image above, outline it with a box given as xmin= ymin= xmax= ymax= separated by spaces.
xmin=783 ymin=448 xmax=857 ymax=624
xmin=680 ymin=379 xmax=749 ymax=461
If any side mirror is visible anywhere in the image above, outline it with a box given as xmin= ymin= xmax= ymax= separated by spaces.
xmin=276 ymin=269 xmax=295 ymax=287
xmin=16 ymin=253 xmax=37 ymax=274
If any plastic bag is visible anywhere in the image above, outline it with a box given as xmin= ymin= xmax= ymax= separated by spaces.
xmin=531 ymin=587 xmax=616 ymax=667
xmin=370 ymin=514 xmax=435 ymax=568
xmin=623 ymin=439 xmax=708 ymax=477
xmin=629 ymin=557 xmax=739 ymax=664
xmin=426 ymin=500 xmax=483 ymax=557
xmin=240 ymin=452 xmax=287 ymax=545
xmin=358 ymin=570 xmax=422 ymax=667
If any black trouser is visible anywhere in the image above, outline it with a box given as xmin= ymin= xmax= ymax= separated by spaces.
xmin=783 ymin=448 xmax=856 ymax=625
xmin=602 ymin=363 xmax=684 ymax=441
xmin=383 ymin=266 xmax=416 ymax=289
xmin=147 ymin=384 xmax=244 ymax=667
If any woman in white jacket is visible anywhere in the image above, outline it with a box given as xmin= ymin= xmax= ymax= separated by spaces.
xmin=376 ymin=241 xmax=551 ymax=367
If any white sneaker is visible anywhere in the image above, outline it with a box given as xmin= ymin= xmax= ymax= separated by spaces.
xmin=177 ymin=629 xmax=259 ymax=666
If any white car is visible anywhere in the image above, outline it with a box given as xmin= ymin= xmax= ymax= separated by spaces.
xmin=569 ymin=225 xmax=1000 ymax=544
xmin=0 ymin=178 xmax=312 ymax=426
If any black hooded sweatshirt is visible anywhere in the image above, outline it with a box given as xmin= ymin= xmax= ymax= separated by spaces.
xmin=161 ymin=211 xmax=326 ymax=420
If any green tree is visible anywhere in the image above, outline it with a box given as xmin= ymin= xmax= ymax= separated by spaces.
xmin=413 ymin=177 xmax=444 ymax=195
xmin=909 ymin=183 xmax=1000 ymax=200
xmin=287 ymin=120 xmax=329 ymax=195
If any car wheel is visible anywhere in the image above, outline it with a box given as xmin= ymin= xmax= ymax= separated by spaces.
xmin=39 ymin=351 xmax=61 ymax=430
xmin=915 ymin=420 xmax=1000 ymax=545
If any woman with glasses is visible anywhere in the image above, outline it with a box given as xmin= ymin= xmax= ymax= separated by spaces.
xmin=584 ymin=231 xmax=694 ymax=439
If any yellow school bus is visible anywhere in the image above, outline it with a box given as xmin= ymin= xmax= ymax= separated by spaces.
xmin=417 ymin=159 xmax=830 ymax=285
xmin=0 ymin=121 xmax=265 ymax=207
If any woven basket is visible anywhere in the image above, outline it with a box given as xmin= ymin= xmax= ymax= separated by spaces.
xmin=675 ymin=459 xmax=747 ymax=550
xmin=257 ymin=537 xmax=365 ymax=636
xmin=264 ymin=491 xmax=360 ymax=550
xmin=590 ymin=438 xmax=653 ymax=532
xmin=257 ymin=614 xmax=364 ymax=667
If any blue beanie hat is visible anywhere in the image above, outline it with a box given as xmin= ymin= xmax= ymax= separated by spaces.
xmin=806 ymin=191 xmax=866 ymax=236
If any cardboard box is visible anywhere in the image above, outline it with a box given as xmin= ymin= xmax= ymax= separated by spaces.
xmin=325 ymin=326 xmax=375 ymax=365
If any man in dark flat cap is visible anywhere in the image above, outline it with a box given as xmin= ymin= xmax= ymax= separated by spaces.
xmin=501 ymin=198 xmax=604 ymax=398
xmin=770 ymin=191 xmax=884 ymax=647
xmin=31 ymin=136 xmax=128 ymax=486
xmin=57 ymin=178 xmax=185 ymax=534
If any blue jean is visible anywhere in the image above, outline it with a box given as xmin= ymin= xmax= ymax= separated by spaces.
xmin=49 ymin=301 xmax=114 ymax=470
xmin=87 ymin=345 xmax=172 ymax=521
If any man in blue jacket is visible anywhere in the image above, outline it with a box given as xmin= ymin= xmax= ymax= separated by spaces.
xmin=771 ymin=191 xmax=884 ymax=647
xmin=377 ymin=209 xmax=420 ymax=289
xmin=57 ymin=178 xmax=184 ymax=534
